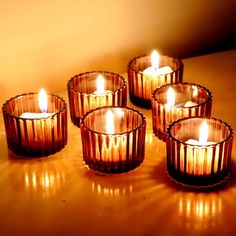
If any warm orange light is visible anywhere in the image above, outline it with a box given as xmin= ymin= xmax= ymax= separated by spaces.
xmin=96 ymin=74 xmax=105 ymax=93
xmin=167 ymin=87 xmax=175 ymax=106
xmin=192 ymin=85 xmax=198 ymax=97
xmin=151 ymin=50 xmax=159 ymax=69
xmin=199 ymin=120 xmax=208 ymax=145
xmin=38 ymin=88 xmax=48 ymax=112
xmin=106 ymin=109 xmax=115 ymax=134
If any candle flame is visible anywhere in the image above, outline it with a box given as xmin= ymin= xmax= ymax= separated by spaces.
xmin=106 ymin=109 xmax=115 ymax=134
xmin=167 ymin=87 xmax=175 ymax=106
xmin=192 ymin=85 xmax=198 ymax=97
xmin=96 ymin=74 xmax=105 ymax=93
xmin=151 ymin=50 xmax=159 ymax=69
xmin=38 ymin=88 xmax=48 ymax=112
xmin=199 ymin=121 xmax=208 ymax=145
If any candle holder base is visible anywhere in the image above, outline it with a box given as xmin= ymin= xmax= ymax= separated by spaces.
xmin=167 ymin=167 xmax=229 ymax=188
xmin=85 ymin=159 xmax=144 ymax=174
xmin=7 ymin=141 xmax=66 ymax=157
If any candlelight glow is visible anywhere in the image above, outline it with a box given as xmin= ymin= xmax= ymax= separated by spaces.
xmin=192 ymin=85 xmax=198 ymax=97
xmin=151 ymin=50 xmax=159 ymax=69
xmin=167 ymin=87 xmax=175 ymax=106
xmin=199 ymin=121 xmax=208 ymax=145
xmin=38 ymin=88 xmax=48 ymax=112
xmin=96 ymin=74 xmax=105 ymax=93
xmin=114 ymin=108 xmax=124 ymax=117
xmin=178 ymin=193 xmax=222 ymax=230
xmin=106 ymin=109 xmax=115 ymax=134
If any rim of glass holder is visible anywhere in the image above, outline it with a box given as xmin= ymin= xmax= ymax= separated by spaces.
xmin=2 ymin=92 xmax=67 ymax=120
xmin=67 ymin=71 xmax=127 ymax=95
xmin=80 ymin=106 xmax=146 ymax=136
xmin=152 ymin=82 xmax=213 ymax=108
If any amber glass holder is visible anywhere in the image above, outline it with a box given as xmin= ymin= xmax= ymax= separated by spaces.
xmin=127 ymin=54 xmax=183 ymax=108
xmin=2 ymin=93 xmax=67 ymax=157
xmin=166 ymin=117 xmax=234 ymax=187
xmin=80 ymin=106 xmax=146 ymax=174
xmin=67 ymin=71 xmax=127 ymax=127
xmin=152 ymin=82 xmax=212 ymax=141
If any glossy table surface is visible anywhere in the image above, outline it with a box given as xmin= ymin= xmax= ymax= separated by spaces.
xmin=0 ymin=50 xmax=236 ymax=236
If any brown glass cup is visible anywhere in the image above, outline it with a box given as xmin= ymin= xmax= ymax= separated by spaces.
xmin=166 ymin=117 xmax=234 ymax=187
xmin=2 ymin=93 xmax=67 ymax=157
xmin=152 ymin=82 xmax=212 ymax=141
xmin=67 ymin=71 xmax=127 ymax=127
xmin=128 ymin=54 xmax=183 ymax=108
xmin=80 ymin=106 xmax=146 ymax=174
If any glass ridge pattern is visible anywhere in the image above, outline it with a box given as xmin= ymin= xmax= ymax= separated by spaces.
xmin=2 ymin=92 xmax=67 ymax=157
xmin=128 ymin=54 xmax=183 ymax=108
xmin=67 ymin=71 xmax=127 ymax=127
xmin=166 ymin=117 xmax=234 ymax=187
xmin=152 ymin=82 xmax=212 ymax=141
xmin=80 ymin=106 xmax=146 ymax=173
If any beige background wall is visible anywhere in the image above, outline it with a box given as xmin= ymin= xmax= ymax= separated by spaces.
xmin=0 ymin=0 xmax=235 ymax=104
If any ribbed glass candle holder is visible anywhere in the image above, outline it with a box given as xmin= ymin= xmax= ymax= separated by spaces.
xmin=128 ymin=54 xmax=183 ymax=108
xmin=166 ymin=117 xmax=234 ymax=187
xmin=2 ymin=93 xmax=67 ymax=157
xmin=67 ymin=71 xmax=127 ymax=127
xmin=152 ymin=82 xmax=212 ymax=141
xmin=80 ymin=106 xmax=146 ymax=173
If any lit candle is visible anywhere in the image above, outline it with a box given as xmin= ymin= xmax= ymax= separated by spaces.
xmin=152 ymin=83 xmax=211 ymax=141
xmin=139 ymin=50 xmax=173 ymax=101
xmin=142 ymin=50 xmax=173 ymax=77
xmin=186 ymin=121 xmax=215 ymax=146
xmin=20 ymin=89 xmax=53 ymax=118
xmin=2 ymin=90 xmax=67 ymax=156
xmin=90 ymin=74 xmax=113 ymax=108
xmin=166 ymin=87 xmax=198 ymax=108
xmin=166 ymin=117 xmax=233 ymax=187
xmin=183 ymin=121 xmax=216 ymax=175
xmin=93 ymin=74 xmax=112 ymax=95
xmin=128 ymin=50 xmax=183 ymax=108
xmin=80 ymin=107 xmax=146 ymax=173
xmin=19 ymin=88 xmax=55 ymax=147
xmin=165 ymin=87 xmax=198 ymax=137
xmin=67 ymin=71 xmax=127 ymax=127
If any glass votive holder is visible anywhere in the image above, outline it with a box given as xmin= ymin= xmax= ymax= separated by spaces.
xmin=152 ymin=82 xmax=212 ymax=141
xmin=127 ymin=54 xmax=183 ymax=108
xmin=80 ymin=106 xmax=146 ymax=174
xmin=2 ymin=92 xmax=67 ymax=157
xmin=166 ymin=117 xmax=234 ymax=187
xmin=67 ymin=71 xmax=127 ymax=127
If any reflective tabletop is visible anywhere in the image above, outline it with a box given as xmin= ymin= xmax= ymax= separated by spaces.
xmin=0 ymin=50 xmax=236 ymax=236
